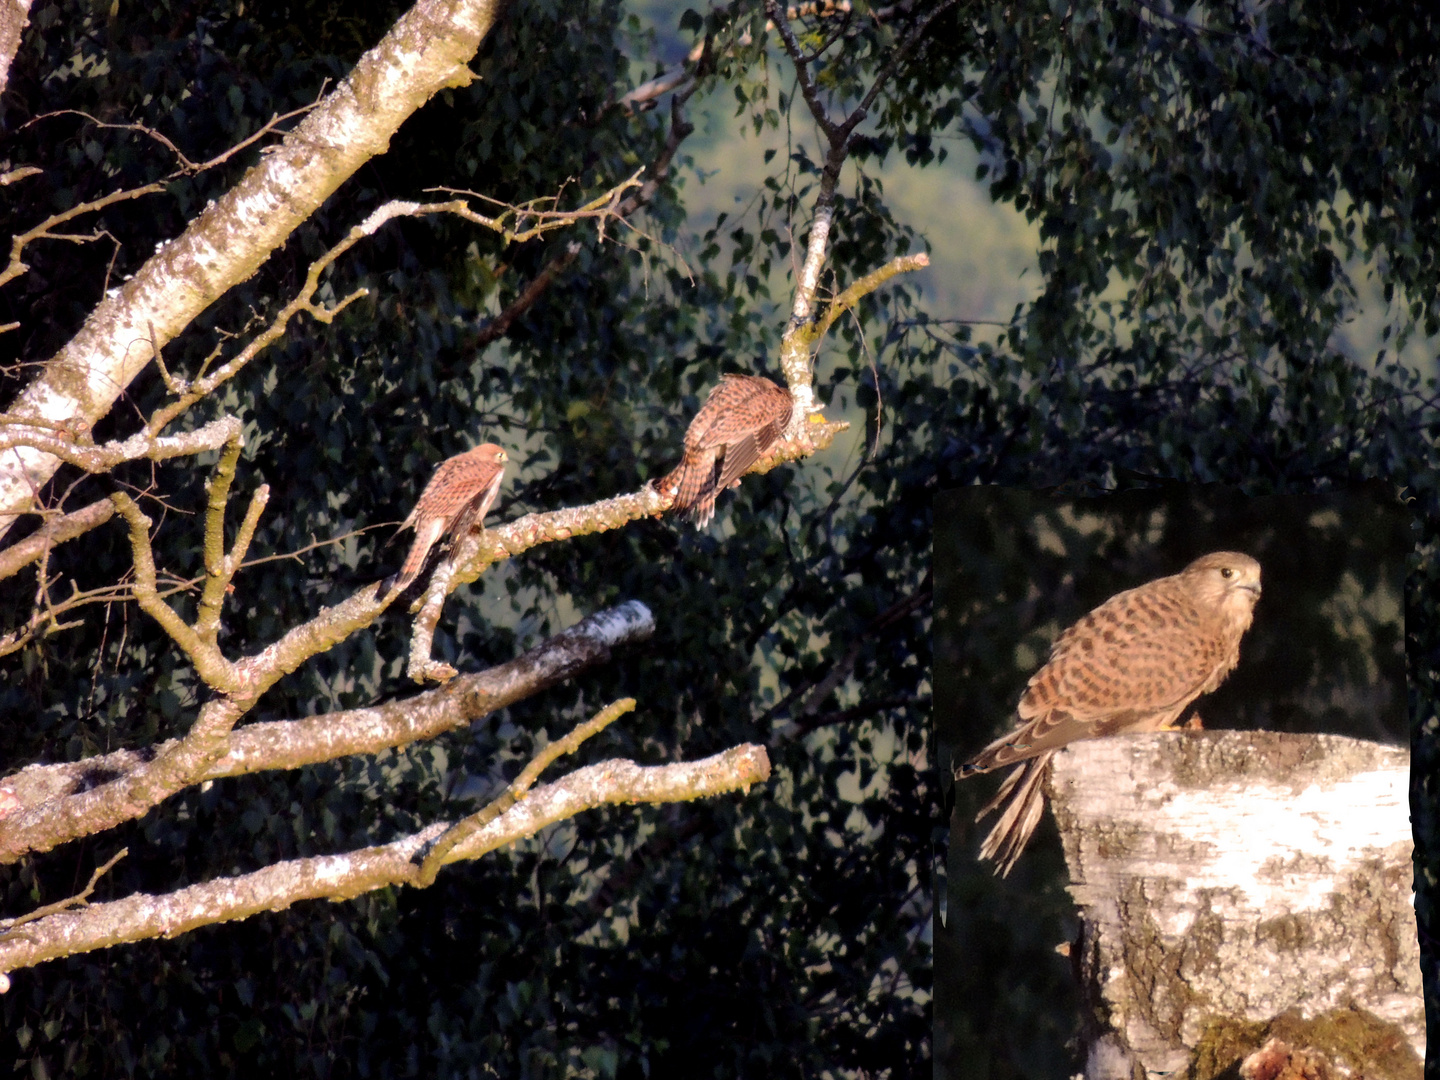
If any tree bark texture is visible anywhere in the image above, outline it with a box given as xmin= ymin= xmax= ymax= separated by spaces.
xmin=1049 ymin=731 xmax=1420 ymax=1080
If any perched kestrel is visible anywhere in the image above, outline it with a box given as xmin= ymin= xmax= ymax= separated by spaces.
xmin=957 ymin=551 xmax=1262 ymax=876
xmin=378 ymin=443 xmax=508 ymax=603
xmin=658 ymin=374 xmax=793 ymax=527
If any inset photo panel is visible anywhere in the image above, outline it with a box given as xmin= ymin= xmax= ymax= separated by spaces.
xmin=933 ymin=482 xmax=1413 ymax=1079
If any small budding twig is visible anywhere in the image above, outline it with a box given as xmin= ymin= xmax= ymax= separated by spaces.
xmin=415 ymin=697 xmax=637 ymax=885
xmin=0 ymin=847 xmax=128 ymax=940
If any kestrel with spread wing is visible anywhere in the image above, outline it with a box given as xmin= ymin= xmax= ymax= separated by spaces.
xmin=658 ymin=374 xmax=793 ymax=528
xmin=378 ymin=443 xmax=508 ymax=603
xmin=957 ymin=551 xmax=1262 ymax=876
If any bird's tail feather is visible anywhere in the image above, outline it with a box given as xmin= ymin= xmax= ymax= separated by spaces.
xmin=976 ymin=751 xmax=1055 ymax=877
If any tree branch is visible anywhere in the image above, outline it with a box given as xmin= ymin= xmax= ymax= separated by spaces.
xmin=0 ymin=414 xmax=243 ymax=475
xmin=0 ymin=0 xmax=509 ymax=540
xmin=109 ymin=493 xmax=240 ymax=692
xmin=0 ymin=0 xmax=34 ymax=103
xmin=402 ymin=419 xmax=848 ymax=681
xmin=195 ymin=437 xmax=245 ymax=641
xmin=0 ymin=744 xmax=771 ymax=979
xmin=766 ymin=0 xmax=957 ymax=422
xmin=0 ymin=496 xmax=116 ymax=581
xmin=0 ymin=602 xmax=655 ymax=861
xmin=417 ymin=696 xmax=636 ymax=884
xmin=813 ymin=252 xmax=930 ymax=341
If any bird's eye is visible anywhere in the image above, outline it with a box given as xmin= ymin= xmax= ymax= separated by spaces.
xmin=1221 ymin=568 xmax=1234 ymax=578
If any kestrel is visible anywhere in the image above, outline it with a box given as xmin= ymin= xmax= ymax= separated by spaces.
xmin=957 ymin=551 xmax=1262 ymax=876
xmin=658 ymin=374 xmax=793 ymax=527
xmin=378 ymin=443 xmax=508 ymax=603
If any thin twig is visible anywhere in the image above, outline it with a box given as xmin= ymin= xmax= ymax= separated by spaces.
xmin=417 ymin=698 xmax=637 ymax=884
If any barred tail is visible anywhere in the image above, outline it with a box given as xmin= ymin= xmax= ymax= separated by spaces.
xmin=378 ymin=520 xmax=443 ymax=605
xmin=975 ymin=751 xmax=1054 ymax=877
xmin=659 ymin=452 xmax=718 ymax=527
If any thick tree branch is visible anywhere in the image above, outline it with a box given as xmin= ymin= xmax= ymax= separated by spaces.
xmin=0 ymin=602 xmax=655 ymax=862
xmin=0 ymin=0 xmax=508 ymax=540
xmin=0 ymin=744 xmax=771 ymax=979
xmin=0 ymin=697 xmax=247 ymax=864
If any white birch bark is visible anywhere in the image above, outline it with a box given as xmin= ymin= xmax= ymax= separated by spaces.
xmin=0 ymin=0 xmax=503 ymax=538
xmin=1049 ymin=731 xmax=1421 ymax=1079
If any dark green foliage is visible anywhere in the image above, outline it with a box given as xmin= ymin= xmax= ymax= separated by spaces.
xmin=0 ymin=0 xmax=1436 ymax=1078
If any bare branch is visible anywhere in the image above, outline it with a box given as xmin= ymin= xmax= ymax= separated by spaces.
xmin=29 ymin=100 xmax=322 ymax=177
xmin=0 ymin=166 xmax=41 ymax=187
xmin=108 ymin=493 xmax=239 ymax=692
xmin=417 ymin=696 xmax=636 ymax=883
xmin=443 ymin=745 xmax=773 ymax=865
xmin=767 ymin=0 xmax=842 ymax=142
xmin=767 ymin=0 xmax=958 ymax=420
xmin=143 ymin=173 xmax=642 ymax=441
xmin=0 ymin=745 xmax=771 ymax=978
xmin=0 ymin=603 xmax=654 ymax=868
xmin=0 ymin=497 xmax=115 ymax=581
xmin=813 ymin=252 xmax=930 ymax=341
xmin=471 ymin=65 xmax=703 ymax=351
xmin=0 ymin=579 xmax=134 ymax=659
xmin=422 ymin=167 xmax=645 ymax=243
xmin=402 ymin=417 xmax=847 ymax=681
xmin=226 ymin=484 xmax=269 ymax=584
xmin=618 ymin=68 xmax=692 ymax=110
xmin=0 ymin=697 xmax=246 ymax=864
xmin=0 ymin=849 xmax=127 ymax=937
xmin=0 ymin=181 xmax=165 ymax=292
xmin=1 ymin=601 xmax=656 ymax=814
xmin=475 ymin=242 xmax=582 ymax=347
xmin=194 ymin=438 xmax=244 ymax=641
xmin=0 ymin=414 xmax=243 ymax=474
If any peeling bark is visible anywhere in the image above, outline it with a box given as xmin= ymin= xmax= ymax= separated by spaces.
xmin=1048 ymin=731 xmax=1421 ymax=1079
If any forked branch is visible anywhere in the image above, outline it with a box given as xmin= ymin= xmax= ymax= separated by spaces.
xmin=0 ymin=744 xmax=771 ymax=981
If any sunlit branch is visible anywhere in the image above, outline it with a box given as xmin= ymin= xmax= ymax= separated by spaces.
xmin=0 ymin=745 xmax=771 ymax=979
xmin=109 ymin=493 xmax=240 ymax=692
xmin=0 ymin=497 xmax=115 ymax=581
xmin=0 ymin=414 xmax=242 ymax=474
xmin=417 ymin=697 xmax=637 ymax=884
xmin=402 ymin=416 xmax=847 ymax=681
xmin=1 ymin=601 xmax=655 ymax=813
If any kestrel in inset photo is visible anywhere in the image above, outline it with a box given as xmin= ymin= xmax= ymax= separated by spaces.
xmin=957 ymin=551 xmax=1262 ymax=876
xmin=658 ymin=374 xmax=793 ymax=528
xmin=378 ymin=443 xmax=508 ymax=603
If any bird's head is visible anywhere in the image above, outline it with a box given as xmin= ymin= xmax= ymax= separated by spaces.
xmin=474 ymin=443 xmax=508 ymax=465
xmin=1183 ymin=551 xmax=1262 ymax=621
